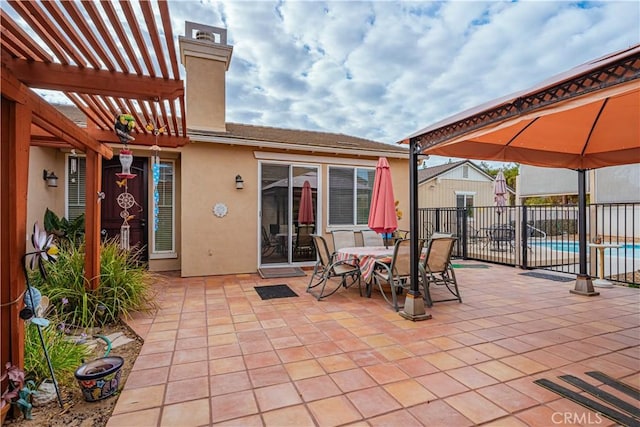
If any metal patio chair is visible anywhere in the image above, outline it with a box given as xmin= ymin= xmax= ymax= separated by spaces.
xmin=372 ymin=238 xmax=425 ymax=312
xmin=361 ymin=229 xmax=384 ymax=247
xmin=419 ymin=236 xmax=462 ymax=307
xmin=331 ymin=230 xmax=357 ymax=253
xmin=488 ymin=224 xmax=515 ymax=251
xmin=307 ymin=235 xmax=362 ymax=300
xmin=261 ymin=226 xmax=278 ymax=256
xmin=294 ymin=224 xmax=314 ymax=257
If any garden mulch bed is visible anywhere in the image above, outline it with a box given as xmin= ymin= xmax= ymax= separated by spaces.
xmin=3 ymin=321 xmax=142 ymax=427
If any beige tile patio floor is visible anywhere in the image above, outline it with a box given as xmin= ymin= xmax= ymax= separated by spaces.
xmin=107 ymin=262 xmax=639 ymax=427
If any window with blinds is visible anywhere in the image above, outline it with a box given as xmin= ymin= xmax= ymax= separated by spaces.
xmin=67 ymin=156 xmax=86 ymax=221
xmin=328 ymin=166 xmax=374 ymax=226
xmin=153 ymin=161 xmax=174 ymax=253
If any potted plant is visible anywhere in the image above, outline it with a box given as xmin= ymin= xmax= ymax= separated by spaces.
xmin=1 ymin=362 xmax=37 ymax=421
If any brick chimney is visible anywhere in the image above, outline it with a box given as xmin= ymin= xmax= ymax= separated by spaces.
xmin=179 ymin=22 xmax=233 ymax=132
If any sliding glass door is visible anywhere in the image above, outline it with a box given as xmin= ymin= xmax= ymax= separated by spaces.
xmin=260 ymin=163 xmax=318 ymax=265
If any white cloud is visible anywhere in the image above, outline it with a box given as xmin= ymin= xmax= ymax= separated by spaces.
xmin=194 ymin=0 xmax=638 ymax=150
xmin=17 ymin=0 xmax=638 ymax=162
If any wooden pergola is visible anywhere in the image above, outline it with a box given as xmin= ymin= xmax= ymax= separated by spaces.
xmin=1 ymin=0 xmax=189 ymax=371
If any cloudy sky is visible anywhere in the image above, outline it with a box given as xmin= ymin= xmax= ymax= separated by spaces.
xmin=18 ymin=1 xmax=640 ymax=166
xmin=163 ymin=1 xmax=639 ymax=165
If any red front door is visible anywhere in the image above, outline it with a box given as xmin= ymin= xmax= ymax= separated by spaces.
xmin=101 ymin=157 xmax=148 ymax=260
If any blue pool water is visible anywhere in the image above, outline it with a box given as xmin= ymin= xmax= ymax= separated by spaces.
xmin=531 ymin=241 xmax=640 ymax=258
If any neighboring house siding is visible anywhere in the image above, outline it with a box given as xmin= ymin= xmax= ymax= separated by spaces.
xmin=417 ymin=161 xmax=500 ymax=210
xmin=419 ymin=178 xmax=494 ymax=208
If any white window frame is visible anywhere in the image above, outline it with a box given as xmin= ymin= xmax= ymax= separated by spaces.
xmin=327 ymin=165 xmax=375 ymax=230
xmin=150 ymin=159 xmax=177 ymax=259
xmin=65 ymin=153 xmax=86 ymax=221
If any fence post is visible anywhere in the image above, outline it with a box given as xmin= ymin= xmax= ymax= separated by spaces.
xmin=435 ymin=208 xmax=441 ymax=232
xmin=522 ymin=205 xmax=528 ymax=268
xmin=460 ymin=208 xmax=468 ymax=259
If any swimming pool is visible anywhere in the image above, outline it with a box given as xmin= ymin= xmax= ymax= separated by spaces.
xmin=531 ymin=241 xmax=640 ymax=258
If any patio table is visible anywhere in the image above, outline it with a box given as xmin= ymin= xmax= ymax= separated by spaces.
xmin=335 ymin=246 xmax=393 ymax=285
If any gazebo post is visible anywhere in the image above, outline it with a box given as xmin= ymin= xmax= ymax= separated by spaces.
xmin=570 ymin=169 xmax=599 ymax=296
xmin=399 ymin=137 xmax=431 ymax=321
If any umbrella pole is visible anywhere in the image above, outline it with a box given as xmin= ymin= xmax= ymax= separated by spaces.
xmin=400 ymin=138 xmax=431 ymax=321
xmin=570 ymin=169 xmax=599 ymax=297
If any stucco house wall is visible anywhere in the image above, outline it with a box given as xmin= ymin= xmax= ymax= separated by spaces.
xmin=180 ymin=143 xmax=258 ymax=276
xmin=26 ymin=147 xmax=65 ymax=237
xmin=180 ymin=142 xmax=409 ymax=277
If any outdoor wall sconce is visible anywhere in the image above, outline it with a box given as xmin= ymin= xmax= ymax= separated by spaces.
xmin=43 ymin=170 xmax=58 ymax=188
xmin=235 ymin=175 xmax=244 ymax=190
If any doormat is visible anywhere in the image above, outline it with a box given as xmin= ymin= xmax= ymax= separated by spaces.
xmin=519 ymin=271 xmax=574 ymax=282
xmin=254 ymin=284 xmax=299 ymax=300
xmin=452 ymin=264 xmax=489 ymax=269
xmin=258 ymin=267 xmax=306 ymax=279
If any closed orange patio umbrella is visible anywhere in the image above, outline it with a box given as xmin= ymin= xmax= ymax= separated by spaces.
xmin=368 ymin=157 xmax=398 ymax=247
xmin=297 ymin=180 xmax=314 ymax=225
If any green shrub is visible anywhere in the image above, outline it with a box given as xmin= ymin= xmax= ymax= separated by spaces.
xmin=24 ymin=321 xmax=92 ymax=387
xmin=31 ymin=239 xmax=159 ymax=330
xmin=43 ymin=209 xmax=85 ymax=246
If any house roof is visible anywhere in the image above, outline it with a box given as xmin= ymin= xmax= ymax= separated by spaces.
xmin=189 ymin=122 xmax=409 ymax=158
xmin=418 ymin=160 xmax=515 ymax=193
xmin=54 ymin=105 xmax=408 ymax=157
xmin=418 ymin=160 xmax=467 ymax=182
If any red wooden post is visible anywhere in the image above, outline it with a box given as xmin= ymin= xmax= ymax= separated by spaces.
xmin=1 ymin=97 xmax=31 ymax=369
xmin=84 ymin=150 xmax=102 ymax=291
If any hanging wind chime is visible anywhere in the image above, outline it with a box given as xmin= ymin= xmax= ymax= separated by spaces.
xmin=113 ymin=113 xmax=139 ymax=250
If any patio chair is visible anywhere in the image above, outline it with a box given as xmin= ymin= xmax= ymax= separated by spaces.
xmin=294 ymin=224 xmax=314 ymax=256
xmin=307 ymin=235 xmax=362 ymax=300
xmin=488 ymin=224 xmax=515 ymax=251
xmin=331 ymin=230 xmax=357 ymax=253
xmin=467 ymin=224 xmax=486 ymax=244
xmin=372 ymin=238 xmax=425 ymax=311
xmin=419 ymin=236 xmax=461 ymax=307
xmin=361 ymin=229 xmax=384 ymax=247
xmin=261 ymin=226 xmax=278 ymax=256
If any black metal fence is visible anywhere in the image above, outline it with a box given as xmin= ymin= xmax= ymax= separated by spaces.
xmin=419 ymin=203 xmax=639 ymax=286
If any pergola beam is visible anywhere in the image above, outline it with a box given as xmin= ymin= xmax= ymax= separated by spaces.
xmin=3 ymin=56 xmax=184 ymax=100
xmin=1 ymin=64 xmax=113 ymax=159
xmin=87 ymin=129 xmax=189 ymax=147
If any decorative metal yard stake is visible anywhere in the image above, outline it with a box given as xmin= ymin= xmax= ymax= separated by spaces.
xmin=21 ymin=223 xmax=64 ymax=408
